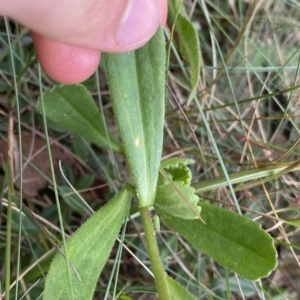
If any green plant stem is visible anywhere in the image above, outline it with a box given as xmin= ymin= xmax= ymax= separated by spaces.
xmin=38 ymin=65 xmax=74 ymax=300
xmin=5 ymin=162 xmax=14 ymax=299
xmin=5 ymin=201 xmax=12 ymax=299
xmin=140 ymin=207 xmax=171 ymax=300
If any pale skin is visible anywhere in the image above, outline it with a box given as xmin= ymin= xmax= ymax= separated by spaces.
xmin=0 ymin=0 xmax=168 ymax=83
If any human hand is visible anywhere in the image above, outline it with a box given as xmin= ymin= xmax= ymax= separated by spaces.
xmin=1 ymin=0 xmax=167 ymax=83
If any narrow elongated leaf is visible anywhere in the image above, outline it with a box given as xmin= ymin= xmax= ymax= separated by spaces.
xmin=166 ymin=275 xmax=197 ymax=300
xmin=36 ymin=84 xmax=122 ymax=153
xmin=168 ymin=0 xmax=201 ymax=104
xmin=176 ymin=15 xmax=200 ymax=104
xmin=157 ymin=202 xmax=277 ymax=281
xmin=168 ymin=0 xmax=185 ymax=18
xmin=43 ymin=188 xmax=130 ymax=300
xmin=193 ymin=162 xmax=300 ymax=194
xmin=103 ymin=27 xmax=166 ymax=207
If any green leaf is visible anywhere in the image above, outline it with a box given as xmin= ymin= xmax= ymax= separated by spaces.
xmin=103 ymin=27 xmax=166 ymax=207
xmin=72 ymin=135 xmax=90 ymax=162
xmin=214 ymin=277 xmax=256 ymax=298
xmin=155 ymin=158 xmax=200 ymax=219
xmin=157 ymin=202 xmax=278 ymax=281
xmin=287 ymin=219 xmax=300 ymax=227
xmin=161 ymin=157 xmax=195 ymax=170
xmin=168 ymin=0 xmax=185 ymax=19
xmin=160 ymin=157 xmax=194 ymax=186
xmin=153 ymin=215 xmax=160 ymax=231
xmin=36 ymin=84 xmax=122 ymax=153
xmin=74 ymin=174 xmax=94 ymax=191
xmin=59 ymin=186 xmax=91 ymax=215
xmin=43 ymin=187 xmax=131 ymax=300
xmin=176 ymin=15 xmax=201 ymax=104
xmin=166 ymin=275 xmax=197 ymax=300
xmin=154 ymin=181 xmax=200 ymax=220
xmin=168 ymin=1 xmax=201 ymax=104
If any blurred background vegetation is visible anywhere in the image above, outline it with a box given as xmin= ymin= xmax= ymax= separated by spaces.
xmin=1 ymin=0 xmax=300 ymax=299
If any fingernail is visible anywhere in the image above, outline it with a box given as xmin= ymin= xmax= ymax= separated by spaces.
xmin=115 ymin=0 xmax=159 ymax=47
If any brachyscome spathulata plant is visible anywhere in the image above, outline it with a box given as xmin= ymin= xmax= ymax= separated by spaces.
xmin=37 ymin=23 xmax=278 ymax=300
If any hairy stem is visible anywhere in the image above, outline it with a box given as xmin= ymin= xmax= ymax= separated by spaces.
xmin=139 ymin=207 xmax=171 ymax=299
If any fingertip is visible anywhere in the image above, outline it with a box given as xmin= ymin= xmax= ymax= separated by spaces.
xmin=158 ymin=0 xmax=168 ymax=26
xmin=32 ymin=32 xmax=100 ymax=84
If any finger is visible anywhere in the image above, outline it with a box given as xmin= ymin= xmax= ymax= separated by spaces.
xmin=31 ymin=33 xmax=100 ymax=84
xmin=3 ymin=0 xmax=163 ymax=52
xmin=31 ymin=0 xmax=167 ymax=83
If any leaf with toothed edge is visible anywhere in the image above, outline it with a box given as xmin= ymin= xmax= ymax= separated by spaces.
xmin=157 ymin=201 xmax=278 ymax=281
xmin=154 ymin=158 xmax=201 ymax=220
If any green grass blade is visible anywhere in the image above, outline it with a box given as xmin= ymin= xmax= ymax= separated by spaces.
xmin=193 ymin=162 xmax=300 ymax=194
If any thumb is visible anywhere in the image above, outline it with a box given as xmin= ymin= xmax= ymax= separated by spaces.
xmin=1 ymin=0 xmax=167 ymax=84
xmin=2 ymin=0 xmax=162 ymax=52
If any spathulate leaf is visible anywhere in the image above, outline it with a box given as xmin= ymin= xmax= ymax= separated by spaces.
xmin=36 ymin=84 xmax=122 ymax=153
xmin=161 ymin=157 xmax=195 ymax=170
xmin=43 ymin=187 xmax=131 ymax=300
xmin=168 ymin=1 xmax=201 ymax=104
xmin=160 ymin=157 xmax=194 ymax=186
xmin=103 ymin=27 xmax=166 ymax=207
xmin=154 ymin=181 xmax=200 ymax=220
xmin=166 ymin=275 xmax=198 ymax=300
xmin=155 ymin=158 xmax=200 ymax=219
xmin=157 ymin=202 xmax=278 ymax=281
